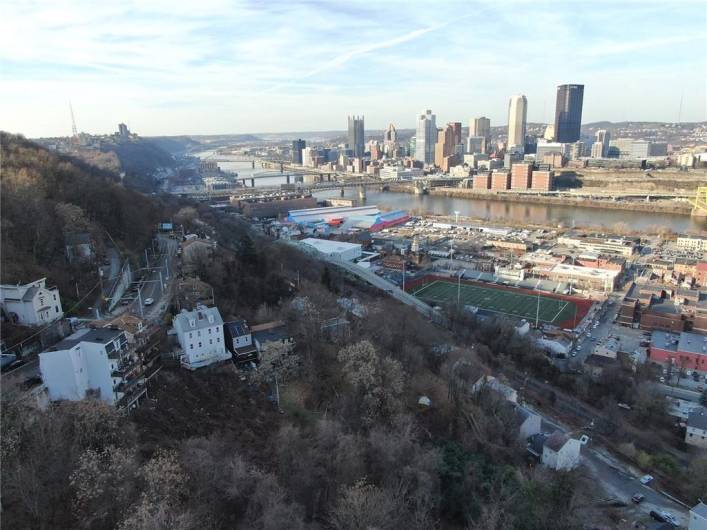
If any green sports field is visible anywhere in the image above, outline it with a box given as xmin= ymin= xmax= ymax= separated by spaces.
xmin=412 ymin=280 xmax=578 ymax=325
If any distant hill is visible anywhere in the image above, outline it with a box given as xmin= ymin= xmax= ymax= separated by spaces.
xmin=0 ymin=132 xmax=166 ymax=306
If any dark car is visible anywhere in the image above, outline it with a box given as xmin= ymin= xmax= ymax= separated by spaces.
xmin=631 ymin=493 xmax=645 ymax=504
xmin=650 ymin=510 xmax=667 ymax=523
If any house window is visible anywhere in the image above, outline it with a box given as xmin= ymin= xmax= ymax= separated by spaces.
xmin=190 ymin=344 xmax=193 ymax=350
xmin=55 ymin=306 xmax=59 ymax=313
xmin=198 ymin=342 xmax=202 ymax=348
xmin=198 ymin=331 xmax=201 ymax=337
xmin=216 ymin=338 xmax=220 ymax=343
xmin=53 ymin=294 xmax=56 ymax=300
xmin=209 ymin=339 xmax=212 ymax=345
xmin=208 ymin=328 xmax=212 ymax=334
xmin=189 ymin=332 xmax=193 ymax=339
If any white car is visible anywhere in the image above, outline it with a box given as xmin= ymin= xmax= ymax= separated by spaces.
xmin=143 ymin=297 xmax=155 ymax=306
xmin=639 ymin=474 xmax=654 ymax=485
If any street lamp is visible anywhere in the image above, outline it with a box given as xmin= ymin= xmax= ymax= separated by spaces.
xmin=454 ymin=210 xmax=460 ymax=225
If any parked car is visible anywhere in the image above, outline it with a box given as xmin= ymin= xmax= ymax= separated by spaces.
xmin=143 ymin=297 xmax=155 ymax=306
xmin=650 ymin=510 xmax=667 ymax=523
xmin=640 ymin=474 xmax=654 ymax=485
xmin=631 ymin=493 xmax=645 ymax=504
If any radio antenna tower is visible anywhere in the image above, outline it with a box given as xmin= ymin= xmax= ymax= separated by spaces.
xmin=69 ymin=101 xmax=78 ymax=138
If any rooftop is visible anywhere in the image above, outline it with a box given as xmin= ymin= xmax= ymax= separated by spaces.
xmin=174 ymin=305 xmax=223 ymax=331
xmin=53 ymin=327 xmax=124 ymax=350
xmin=544 ymin=431 xmax=570 ymax=452
xmin=692 ymin=501 xmax=707 ymax=519
xmin=687 ymin=406 xmax=707 ymax=431
xmin=301 ymin=238 xmax=362 ymax=254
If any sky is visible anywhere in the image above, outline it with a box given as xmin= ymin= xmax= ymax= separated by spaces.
xmin=1 ymin=0 xmax=706 ymax=138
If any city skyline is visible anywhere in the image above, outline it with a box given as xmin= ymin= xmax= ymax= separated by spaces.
xmin=1 ymin=0 xmax=706 ymax=138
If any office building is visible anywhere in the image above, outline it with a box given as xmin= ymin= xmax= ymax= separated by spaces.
xmin=379 ymin=166 xmax=423 ymax=180
xmin=451 ymin=122 xmax=462 ymax=147
xmin=467 ymin=136 xmax=485 ymax=154
xmin=553 ymin=84 xmax=584 ymax=143
xmin=347 ymin=115 xmax=365 ymax=158
xmin=511 ymin=163 xmax=533 ymax=190
xmin=292 ymin=138 xmax=306 ymax=164
xmin=507 ymin=95 xmax=528 ymax=152
xmin=591 ymin=130 xmax=610 ymax=158
xmin=471 ymin=117 xmax=491 ymax=139
xmin=118 ymin=123 xmax=130 ymax=139
xmin=435 ymin=123 xmax=458 ymax=170
xmin=415 ymin=110 xmax=437 ymax=164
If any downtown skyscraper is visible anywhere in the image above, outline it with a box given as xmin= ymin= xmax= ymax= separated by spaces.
xmin=553 ymin=84 xmax=584 ymax=143
xmin=415 ymin=110 xmax=437 ymax=165
xmin=507 ymin=95 xmax=527 ymax=152
xmin=291 ymin=138 xmax=306 ymax=164
xmin=347 ymin=115 xmax=365 ymax=158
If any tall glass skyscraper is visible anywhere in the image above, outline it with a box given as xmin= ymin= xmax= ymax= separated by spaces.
xmin=347 ymin=116 xmax=365 ymax=158
xmin=553 ymin=84 xmax=584 ymax=143
xmin=291 ymin=138 xmax=306 ymax=164
xmin=415 ymin=110 xmax=437 ymax=164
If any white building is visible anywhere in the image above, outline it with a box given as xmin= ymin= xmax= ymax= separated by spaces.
xmin=686 ymin=406 xmax=707 ymax=449
xmin=301 ymin=238 xmax=362 ymax=261
xmin=0 ymin=278 xmax=63 ymax=326
xmin=379 ymin=166 xmax=423 ymax=180
xmin=689 ymin=502 xmax=707 ymax=530
xmin=542 ymin=431 xmax=582 ymax=471
xmin=472 ymin=375 xmax=518 ymax=403
xmin=507 ymin=95 xmax=527 ymax=153
xmin=173 ymin=305 xmax=229 ymax=370
xmin=415 ymin=109 xmax=437 ymax=165
xmin=677 ymin=235 xmax=707 ymax=253
xmin=517 ymin=407 xmax=542 ymax=441
xmin=39 ymin=328 xmax=146 ymax=408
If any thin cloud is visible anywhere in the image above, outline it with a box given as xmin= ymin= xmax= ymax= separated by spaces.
xmin=266 ymin=18 xmax=464 ymax=92
xmin=584 ymin=34 xmax=706 ymax=57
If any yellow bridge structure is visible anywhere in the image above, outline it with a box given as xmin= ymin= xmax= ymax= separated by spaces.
xmin=690 ymin=186 xmax=707 ymax=217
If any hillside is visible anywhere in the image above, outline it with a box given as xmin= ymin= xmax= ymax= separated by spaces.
xmin=0 ymin=132 xmax=166 ymax=307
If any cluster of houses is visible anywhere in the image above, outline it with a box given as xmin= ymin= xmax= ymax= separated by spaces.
xmin=33 ymin=303 xmax=292 ymax=410
xmin=472 ymin=375 xmax=586 ymax=471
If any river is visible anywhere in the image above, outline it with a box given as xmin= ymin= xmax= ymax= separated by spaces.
xmin=197 ymin=155 xmax=706 ymax=233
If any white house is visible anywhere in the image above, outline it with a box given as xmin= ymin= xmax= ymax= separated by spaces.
xmin=685 ymin=406 xmax=707 ymax=449
xmin=689 ymin=501 xmax=707 ymax=530
xmin=516 ymin=407 xmax=542 ymax=441
xmin=39 ymin=327 xmax=146 ymax=408
xmin=541 ymin=431 xmax=582 ymax=471
xmin=0 ymin=278 xmax=63 ymax=326
xmin=173 ymin=305 xmax=229 ymax=370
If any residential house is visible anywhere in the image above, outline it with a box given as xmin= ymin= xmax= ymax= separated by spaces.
xmin=685 ymin=406 xmax=707 ymax=449
xmin=224 ymin=319 xmax=259 ymax=364
xmin=689 ymin=501 xmax=707 ymax=530
xmin=0 ymin=278 xmax=63 ymax=326
xmin=251 ymin=320 xmax=295 ymax=355
xmin=173 ymin=305 xmax=230 ymax=370
xmin=39 ymin=327 xmax=146 ymax=409
xmin=516 ymin=407 xmax=542 ymax=441
xmin=91 ymin=314 xmax=147 ymax=345
xmin=541 ymin=431 xmax=582 ymax=471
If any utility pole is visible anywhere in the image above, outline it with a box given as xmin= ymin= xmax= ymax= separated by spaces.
xmin=535 ymin=294 xmax=540 ymax=328
xmin=402 ymin=260 xmax=406 ymax=293
xmin=457 ymin=269 xmax=463 ymax=307
xmin=159 ymin=271 xmax=164 ymax=295
xmin=137 ymin=285 xmax=144 ymax=318
xmin=145 ymin=248 xmax=150 ymax=269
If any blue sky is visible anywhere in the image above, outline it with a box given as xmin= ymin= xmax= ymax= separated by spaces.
xmin=1 ymin=0 xmax=705 ymax=137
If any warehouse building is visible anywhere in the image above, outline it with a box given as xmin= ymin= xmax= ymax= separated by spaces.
xmin=300 ymin=238 xmax=362 ymax=261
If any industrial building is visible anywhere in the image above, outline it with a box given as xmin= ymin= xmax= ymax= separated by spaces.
xmin=287 ymin=205 xmax=409 ymax=233
xmin=649 ymin=330 xmax=707 ymax=373
xmin=234 ymin=193 xmax=317 ymax=218
xmin=545 ymin=263 xmax=620 ymax=292
xmin=300 ymin=238 xmax=362 ymax=261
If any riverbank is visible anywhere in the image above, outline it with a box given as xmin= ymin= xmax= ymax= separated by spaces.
xmin=389 ymin=185 xmax=694 ymax=216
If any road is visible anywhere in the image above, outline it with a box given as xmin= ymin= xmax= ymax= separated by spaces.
xmin=115 ymin=235 xmax=179 ymax=322
xmin=521 ymin=402 xmax=689 ymax=527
